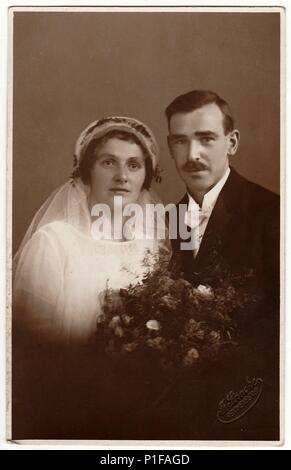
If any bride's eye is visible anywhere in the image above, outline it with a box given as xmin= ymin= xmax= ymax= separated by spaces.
xmin=101 ymin=159 xmax=115 ymax=168
xmin=127 ymin=159 xmax=143 ymax=170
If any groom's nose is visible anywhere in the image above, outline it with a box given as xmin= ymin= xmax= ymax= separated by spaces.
xmin=187 ymin=139 xmax=201 ymax=161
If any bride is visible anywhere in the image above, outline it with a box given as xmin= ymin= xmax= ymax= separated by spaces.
xmin=12 ymin=116 xmax=172 ymax=439
xmin=13 ymin=116 xmax=171 ymax=345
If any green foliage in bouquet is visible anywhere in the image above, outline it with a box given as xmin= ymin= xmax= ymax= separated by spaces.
xmin=96 ymin=249 xmax=258 ymax=371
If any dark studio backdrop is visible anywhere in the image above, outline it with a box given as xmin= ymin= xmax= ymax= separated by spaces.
xmin=12 ymin=10 xmax=280 ymax=253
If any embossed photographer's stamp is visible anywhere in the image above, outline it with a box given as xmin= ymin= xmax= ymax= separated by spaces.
xmin=216 ymin=377 xmax=263 ymax=424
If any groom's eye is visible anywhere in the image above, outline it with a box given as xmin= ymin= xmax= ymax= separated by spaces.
xmin=200 ymin=137 xmax=214 ymax=144
xmin=172 ymin=138 xmax=188 ymax=145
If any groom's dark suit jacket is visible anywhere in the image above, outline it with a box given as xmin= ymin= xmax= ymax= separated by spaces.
xmin=170 ymin=167 xmax=280 ymax=441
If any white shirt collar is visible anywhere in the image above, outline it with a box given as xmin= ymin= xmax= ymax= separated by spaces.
xmin=187 ymin=167 xmax=230 ymax=212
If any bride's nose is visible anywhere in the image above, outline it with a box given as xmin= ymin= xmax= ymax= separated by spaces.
xmin=114 ymin=166 xmax=128 ymax=183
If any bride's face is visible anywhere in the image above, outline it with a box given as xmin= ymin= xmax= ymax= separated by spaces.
xmin=89 ymin=137 xmax=146 ymax=210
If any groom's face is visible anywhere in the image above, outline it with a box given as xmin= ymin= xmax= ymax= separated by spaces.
xmin=168 ymin=103 xmax=237 ymax=197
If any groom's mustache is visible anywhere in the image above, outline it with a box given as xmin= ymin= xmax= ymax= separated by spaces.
xmin=182 ymin=161 xmax=209 ymax=172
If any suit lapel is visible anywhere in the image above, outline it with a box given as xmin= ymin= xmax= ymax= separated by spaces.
xmin=174 ymin=168 xmax=246 ymax=276
xmin=194 ymin=195 xmax=232 ymax=267
xmin=193 ymin=168 xmax=245 ymax=269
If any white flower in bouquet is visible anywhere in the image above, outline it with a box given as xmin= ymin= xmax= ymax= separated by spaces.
xmin=146 ymin=319 xmax=161 ymax=331
xmin=193 ymin=284 xmax=214 ymax=298
xmin=109 ymin=315 xmax=121 ymax=328
xmin=96 ymin=313 xmax=105 ymax=324
xmin=159 ymin=294 xmax=179 ymax=310
xmin=114 ymin=325 xmax=124 ymax=338
xmin=209 ymin=331 xmax=221 ymax=341
xmin=121 ymin=314 xmax=132 ymax=325
xmin=147 ymin=336 xmax=166 ymax=351
xmin=194 ymin=329 xmax=205 ymax=340
xmin=123 ymin=342 xmax=138 ymax=353
xmin=183 ymin=348 xmax=200 ymax=367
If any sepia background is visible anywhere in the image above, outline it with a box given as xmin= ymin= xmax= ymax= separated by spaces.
xmin=12 ymin=10 xmax=280 ymax=253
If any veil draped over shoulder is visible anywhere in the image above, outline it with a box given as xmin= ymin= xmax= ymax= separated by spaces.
xmin=13 ymin=179 xmax=91 ymax=272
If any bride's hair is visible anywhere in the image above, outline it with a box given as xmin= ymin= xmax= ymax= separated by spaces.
xmin=73 ymin=129 xmax=154 ymax=189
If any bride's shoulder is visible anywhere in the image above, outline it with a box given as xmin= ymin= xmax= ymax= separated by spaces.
xmin=30 ymin=221 xmax=77 ymax=248
xmin=35 ymin=220 xmax=72 ymax=236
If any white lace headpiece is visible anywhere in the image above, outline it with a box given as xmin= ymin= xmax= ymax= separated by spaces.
xmin=74 ymin=116 xmax=159 ymax=171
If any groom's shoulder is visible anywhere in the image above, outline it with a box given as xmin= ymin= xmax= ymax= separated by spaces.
xmin=233 ymin=170 xmax=279 ymax=211
xmin=172 ymin=168 xmax=279 ymax=211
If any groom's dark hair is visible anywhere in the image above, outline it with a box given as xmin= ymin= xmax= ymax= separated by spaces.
xmin=165 ymin=90 xmax=234 ymax=135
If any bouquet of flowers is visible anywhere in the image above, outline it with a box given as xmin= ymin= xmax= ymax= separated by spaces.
xmin=92 ymin=250 xmax=260 ymax=438
xmin=95 ymin=250 xmax=257 ymax=373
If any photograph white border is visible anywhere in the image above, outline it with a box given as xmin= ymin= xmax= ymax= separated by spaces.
xmin=1 ymin=0 xmax=289 ymax=451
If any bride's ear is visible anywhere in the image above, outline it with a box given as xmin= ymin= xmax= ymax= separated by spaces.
xmin=227 ymin=129 xmax=240 ymax=156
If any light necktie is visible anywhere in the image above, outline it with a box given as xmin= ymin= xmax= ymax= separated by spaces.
xmin=184 ymin=206 xmax=212 ymax=256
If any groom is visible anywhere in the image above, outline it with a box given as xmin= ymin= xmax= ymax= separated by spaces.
xmin=165 ymin=90 xmax=280 ymax=440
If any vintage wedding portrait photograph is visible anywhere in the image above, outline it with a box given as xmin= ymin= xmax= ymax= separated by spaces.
xmin=8 ymin=7 xmax=283 ymax=443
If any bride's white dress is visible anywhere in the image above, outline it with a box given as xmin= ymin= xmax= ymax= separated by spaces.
xmin=13 ymin=220 xmax=161 ymax=344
